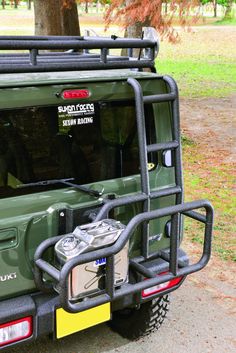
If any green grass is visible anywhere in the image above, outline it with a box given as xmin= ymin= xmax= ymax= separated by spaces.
xmin=183 ymin=143 xmax=236 ymax=262
xmin=181 ymin=135 xmax=196 ymax=147
xmin=155 ymin=26 xmax=236 ymax=98
xmin=156 ymin=59 xmax=236 ymax=97
xmin=214 ymin=17 xmax=236 ymax=25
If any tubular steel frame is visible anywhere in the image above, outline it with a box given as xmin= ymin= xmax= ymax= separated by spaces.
xmin=0 ymin=35 xmax=157 ymax=73
xmin=32 ymin=67 xmax=214 ymax=313
xmin=34 ymin=200 xmax=213 ymax=313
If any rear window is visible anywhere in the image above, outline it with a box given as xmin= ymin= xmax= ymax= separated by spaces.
xmin=0 ymin=100 xmax=156 ymax=198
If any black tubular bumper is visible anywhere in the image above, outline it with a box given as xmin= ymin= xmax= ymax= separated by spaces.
xmin=34 ymin=199 xmax=214 ymax=313
xmin=0 ymin=247 xmax=188 ymax=350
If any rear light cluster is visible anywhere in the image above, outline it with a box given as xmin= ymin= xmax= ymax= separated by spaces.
xmin=142 ymin=274 xmax=183 ymax=298
xmin=0 ymin=317 xmax=32 ymax=347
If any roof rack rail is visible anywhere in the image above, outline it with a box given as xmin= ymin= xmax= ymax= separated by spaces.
xmin=0 ymin=35 xmax=158 ymax=74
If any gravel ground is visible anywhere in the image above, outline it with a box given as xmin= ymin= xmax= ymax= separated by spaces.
xmin=180 ymin=95 xmax=236 ymax=164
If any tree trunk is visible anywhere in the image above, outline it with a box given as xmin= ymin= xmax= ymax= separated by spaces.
xmin=27 ymin=0 xmax=32 ymax=10
xmin=165 ymin=2 xmax=168 ymax=15
xmin=2 ymin=0 xmax=5 ymax=10
xmin=121 ymin=23 xmax=143 ymax=57
xmin=34 ymin=0 xmax=80 ymax=36
xmin=34 ymin=0 xmax=62 ymax=35
xmin=213 ymin=0 xmax=217 ymax=18
xmin=127 ymin=22 xmax=143 ymax=39
xmin=61 ymin=1 xmax=80 ymax=36
xmin=14 ymin=0 xmax=18 ymax=8
xmin=121 ymin=0 xmax=144 ymax=57
xmin=224 ymin=0 xmax=233 ymax=20
xmin=85 ymin=1 xmax=88 ymax=14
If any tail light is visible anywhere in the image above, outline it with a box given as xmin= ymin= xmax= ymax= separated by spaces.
xmin=0 ymin=317 xmax=33 ymax=347
xmin=62 ymin=89 xmax=90 ymax=99
xmin=142 ymin=274 xmax=183 ymax=298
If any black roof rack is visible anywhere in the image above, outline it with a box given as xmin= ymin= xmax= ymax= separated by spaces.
xmin=0 ymin=35 xmax=158 ymax=73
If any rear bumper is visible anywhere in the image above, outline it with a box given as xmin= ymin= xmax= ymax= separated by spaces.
xmin=0 ymin=249 xmax=188 ymax=350
xmin=0 ymin=200 xmax=213 ymax=350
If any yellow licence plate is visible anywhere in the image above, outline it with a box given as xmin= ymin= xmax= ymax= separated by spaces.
xmin=56 ymin=303 xmax=111 ymax=339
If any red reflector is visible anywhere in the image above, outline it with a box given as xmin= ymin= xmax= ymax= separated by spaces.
xmin=62 ymin=89 xmax=90 ymax=99
xmin=0 ymin=316 xmax=33 ymax=347
xmin=142 ymin=275 xmax=183 ymax=298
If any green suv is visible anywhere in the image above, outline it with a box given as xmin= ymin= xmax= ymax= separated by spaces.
xmin=0 ymin=35 xmax=213 ymax=350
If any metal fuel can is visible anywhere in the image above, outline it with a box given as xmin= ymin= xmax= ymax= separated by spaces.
xmin=55 ymin=219 xmax=128 ymax=300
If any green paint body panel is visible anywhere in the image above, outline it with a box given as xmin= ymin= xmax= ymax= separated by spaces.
xmin=0 ymin=70 xmax=178 ymax=300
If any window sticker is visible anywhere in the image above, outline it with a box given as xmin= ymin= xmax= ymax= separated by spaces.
xmin=58 ymin=103 xmax=95 ymax=127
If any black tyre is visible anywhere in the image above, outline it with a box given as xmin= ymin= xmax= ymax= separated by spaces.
xmin=109 ymin=295 xmax=170 ymax=340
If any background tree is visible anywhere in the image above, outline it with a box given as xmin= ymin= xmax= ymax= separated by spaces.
xmin=105 ymin=0 xmax=201 ymax=43
xmin=27 ymin=0 xmax=32 ymax=10
xmin=34 ymin=0 xmax=80 ymax=36
xmin=222 ymin=0 xmax=235 ymax=19
xmin=200 ymin=0 xmax=236 ymax=19
xmin=213 ymin=0 xmax=218 ymax=17
xmin=199 ymin=0 xmax=218 ymax=17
